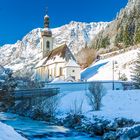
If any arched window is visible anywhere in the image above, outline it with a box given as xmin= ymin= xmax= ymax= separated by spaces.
xmin=46 ymin=41 xmax=50 ymax=50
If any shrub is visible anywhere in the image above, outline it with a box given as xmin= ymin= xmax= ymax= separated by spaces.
xmin=70 ymin=98 xmax=84 ymax=116
xmin=119 ymin=73 xmax=128 ymax=81
xmin=32 ymin=95 xmax=60 ymax=120
xmin=87 ymin=82 xmax=106 ymax=111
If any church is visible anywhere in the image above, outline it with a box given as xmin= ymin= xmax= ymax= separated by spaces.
xmin=35 ymin=15 xmax=81 ymax=82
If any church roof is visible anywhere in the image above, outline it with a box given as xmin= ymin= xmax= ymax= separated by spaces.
xmin=46 ymin=44 xmax=75 ymax=61
xmin=36 ymin=44 xmax=76 ymax=68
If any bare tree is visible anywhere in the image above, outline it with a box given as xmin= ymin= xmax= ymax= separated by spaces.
xmin=87 ymin=82 xmax=106 ymax=111
xmin=70 ymin=99 xmax=84 ymax=116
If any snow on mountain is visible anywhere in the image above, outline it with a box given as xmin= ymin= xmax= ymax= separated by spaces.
xmin=52 ymin=21 xmax=109 ymax=53
xmin=81 ymin=48 xmax=139 ymax=81
xmin=0 ymin=21 xmax=108 ymax=77
xmin=0 ymin=28 xmax=42 ymax=77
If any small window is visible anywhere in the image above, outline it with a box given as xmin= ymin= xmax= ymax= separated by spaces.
xmin=46 ymin=41 xmax=50 ymax=49
xmin=59 ymin=67 xmax=63 ymax=76
xmin=72 ymin=70 xmax=75 ymax=73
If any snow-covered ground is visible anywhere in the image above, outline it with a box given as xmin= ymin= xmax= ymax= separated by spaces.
xmin=81 ymin=48 xmax=139 ymax=81
xmin=57 ymin=89 xmax=140 ymax=122
xmin=91 ymin=90 xmax=140 ymax=122
xmin=0 ymin=122 xmax=26 ymax=140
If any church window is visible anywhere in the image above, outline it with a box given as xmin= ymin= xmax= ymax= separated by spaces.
xmin=59 ymin=67 xmax=63 ymax=76
xmin=46 ymin=41 xmax=50 ymax=49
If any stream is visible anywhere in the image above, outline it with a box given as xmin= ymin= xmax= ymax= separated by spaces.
xmin=0 ymin=112 xmax=100 ymax=140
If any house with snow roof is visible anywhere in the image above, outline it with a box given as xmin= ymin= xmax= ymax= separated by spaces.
xmin=35 ymin=15 xmax=80 ymax=82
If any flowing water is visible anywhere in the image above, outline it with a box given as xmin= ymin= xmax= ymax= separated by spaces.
xmin=0 ymin=112 xmax=100 ymax=140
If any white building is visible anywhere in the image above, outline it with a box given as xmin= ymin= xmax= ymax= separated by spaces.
xmin=35 ymin=15 xmax=80 ymax=82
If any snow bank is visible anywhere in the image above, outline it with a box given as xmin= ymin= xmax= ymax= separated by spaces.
xmin=0 ymin=122 xmax=26 ymax=140
xmin=57 ymin=89 xmax=140 ymax=122
xmin=57 ymin=91 xmax=92 ymax=115
xmin=51 ymin=77 xmax=66 ymax=83
xmin=92 ymin=90 xmax=140 ymax=122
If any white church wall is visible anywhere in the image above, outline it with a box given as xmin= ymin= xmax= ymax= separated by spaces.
xmin=55 ymin=62 xmax=65 ymax=77
xmin=46 ymin=62 xmax=65 ymax=79
xmin=63 ymin=67 xmax=81 ymax=81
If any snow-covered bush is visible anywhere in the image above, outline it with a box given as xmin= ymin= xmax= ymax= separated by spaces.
xmin=32 ymin=95 xmax=60 ymax=121
xmin=0 ymin=66 xmax=17 ymax=111
xmin=87 ymin=82 xmax=106 ymax=111
xmin=0 ymin=66 xmax=17 ymax=92
xmin=1 ymin=69 xmax=17 ymax=92
xmin=119 ymin=73 xmax=128 ymax=81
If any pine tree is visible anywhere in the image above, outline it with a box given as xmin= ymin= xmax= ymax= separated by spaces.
xmin=131 ymin=51 xmax=140 ymax=89
xmin=134 ymin=26 xmax=140 ymax=44
xmin=123 ymin=25 xmax=133 ymax=46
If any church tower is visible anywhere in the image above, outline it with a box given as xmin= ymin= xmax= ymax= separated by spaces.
xmin=41 ymin=15 xmax=53 ymax=58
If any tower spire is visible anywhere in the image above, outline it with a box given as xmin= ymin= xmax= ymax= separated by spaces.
xmin=41 ymin=9 xmax=53 ymax=58
xmin=44 ymin=7 xmax=49 ymax=28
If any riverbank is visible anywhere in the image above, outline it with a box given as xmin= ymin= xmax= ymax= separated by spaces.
xmin=3 ymin=90 xmax=140 ymax=139
xmin=0 ymin=120 xmax=26 ymax=140
xmin=0 ymin=112 xmax=97 ymax=140
xmin=55 ymin=113 xmax=140 ymax=140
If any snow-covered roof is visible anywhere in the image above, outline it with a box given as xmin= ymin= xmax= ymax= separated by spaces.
xmin=65 ymin=59 xmax=80 ymax=67
xmin=43 ymin=44 xmax=75 ymax=66
xmin=36 ymin=44 xmax=77 ymax=68
xmin=44 ymin=14 xmax=49 ymax=18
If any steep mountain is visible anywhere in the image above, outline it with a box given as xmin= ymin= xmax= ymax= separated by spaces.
xmin=52 ymin=21 xmax=108 ymax=53
xmin=92 ymin=0 xmax=140 ymax=52
xmin=0 ymin=21 xmax=108 ymax=77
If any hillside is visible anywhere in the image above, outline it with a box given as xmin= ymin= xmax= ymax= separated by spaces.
xmin=92 ymin=0 xmax=140 ymax=52
xmin=81 ymin=47 xmax=139 ymax=81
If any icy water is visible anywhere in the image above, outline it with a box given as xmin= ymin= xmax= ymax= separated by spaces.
xmin=0 ymin=112 xmax=100 ymax=140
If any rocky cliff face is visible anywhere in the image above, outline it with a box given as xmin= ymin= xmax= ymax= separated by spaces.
xmin=0 ymin=21 xmax=108 ymax=77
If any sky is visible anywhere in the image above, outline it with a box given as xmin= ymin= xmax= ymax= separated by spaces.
xmin=0 ymin=0 xmax=128 ymax=46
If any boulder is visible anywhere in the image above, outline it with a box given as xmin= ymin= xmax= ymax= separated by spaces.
xmin=103 ymin=131 xmax=117 ymax=140
xmin=117 ymin=125 xmax=140 ymax=139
